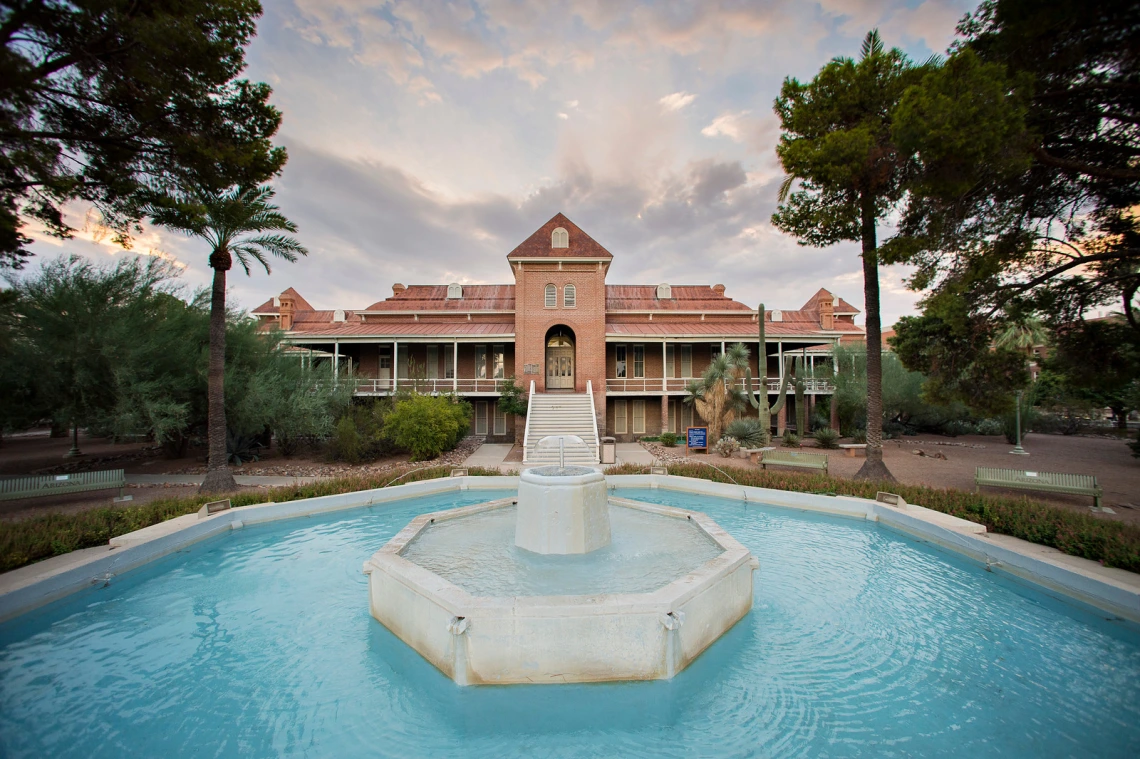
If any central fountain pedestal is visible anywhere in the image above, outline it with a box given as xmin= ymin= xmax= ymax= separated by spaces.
xmin=515 ymin=466 xmax=610 ymax=554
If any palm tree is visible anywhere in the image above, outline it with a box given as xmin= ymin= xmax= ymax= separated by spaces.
xmin=684 ymin=344 xmax=750 ymax=443
xmin=996 ymin=317 xmax=1048 ymax=357
xmin=152 ymin=185 xmax=307 ymax=493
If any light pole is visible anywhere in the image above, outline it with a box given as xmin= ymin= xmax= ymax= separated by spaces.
xmin=1010 ymin=389 xmax=1028 ymax=456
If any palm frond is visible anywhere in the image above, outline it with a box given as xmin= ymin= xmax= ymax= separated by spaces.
xmin=778 ymin=174 xmax=796 ymax=203
xmin=860 ymin=29 xmax=883 ymax=61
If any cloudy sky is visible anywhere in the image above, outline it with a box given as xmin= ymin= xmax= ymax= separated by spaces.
xmin=26 ymin=0 xmax=977 ymax=324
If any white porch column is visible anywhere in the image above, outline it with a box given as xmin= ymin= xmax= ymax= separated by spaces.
xmin=721 ymin=340 xmax=726 ymax=355
xmin=393 ymin=341 xmax=399 ymax=392
xmin=333 ymin=341 xmax=339 ymax=383
xmin=453 ymin=341 xmax=459 ymax=392
xmin=834 ymin=339 xmax=840 ymax=375
xmin=661 ymin=341 xmax=667 ymax=391
xmin=777 ymin=341 xmax=783 ymax=384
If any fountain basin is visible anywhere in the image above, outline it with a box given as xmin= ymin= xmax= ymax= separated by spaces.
xmin=363 ymin=497 xmax=758 ymax=685
xmin=515 ymin=465 xmax=609 ymax=555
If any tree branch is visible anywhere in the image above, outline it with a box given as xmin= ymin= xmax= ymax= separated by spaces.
xmin=1030 ymin=145 xmax=1140 ymax=181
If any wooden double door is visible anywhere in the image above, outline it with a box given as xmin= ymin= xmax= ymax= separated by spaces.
xmin=546 ymin=333 xmax=575 ymax=390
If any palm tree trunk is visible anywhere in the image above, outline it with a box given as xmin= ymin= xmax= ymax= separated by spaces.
xmin=855 ymin=194 xmax=895 ymax=481
xmin=200 ymin=262 xmax=238 ymax=493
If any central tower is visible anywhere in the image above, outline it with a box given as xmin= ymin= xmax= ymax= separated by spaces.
xmin=508 ymin=213 xmax=611 ymax=428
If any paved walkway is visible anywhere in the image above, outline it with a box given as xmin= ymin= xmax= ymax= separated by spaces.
xmin=461 ymin=442 xmax=659 ymax=472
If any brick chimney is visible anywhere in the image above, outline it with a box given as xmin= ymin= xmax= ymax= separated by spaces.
xmin=279 ymin=291 xmax=295 ymax=331
xmin=819 ymin=291 xmax=834 ymax=330
xmin=712 ymin=284 xmax=726 ymax=297
xmin=392 ymin=283 xmax=406 ymax=295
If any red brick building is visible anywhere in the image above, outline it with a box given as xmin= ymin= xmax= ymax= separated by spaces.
xmin=254 ymin=213 xmax=863 ymax=444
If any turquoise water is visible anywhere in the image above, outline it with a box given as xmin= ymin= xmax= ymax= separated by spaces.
xmin=0 ymin=486 xmax=1137 ymax=758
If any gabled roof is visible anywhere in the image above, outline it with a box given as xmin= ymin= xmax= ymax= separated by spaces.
xmin=506 ymin=213 xmax=613 ymax=260
xmin=800 ymin=288 xmax=859 ymax=314
xmin=251 ymin=287 xmax=314 ymax=314
xmin=364 ymin=284 xmax=515 ymax=311
xmin=606 ymin=285 xmax=752 ymax=311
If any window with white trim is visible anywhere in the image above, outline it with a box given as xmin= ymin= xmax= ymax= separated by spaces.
xmin=680 ymin=345 xmax=692 ymax=377
xmin=475 ymin=402 xmax=488 ymax=435
xmin=475 ymin=346 xmax=487 ymax=379
xmin=493 ymin=402 xmax=506 ymax=435
xmin=632 ymin=400 xmax=645 ymax=434
xmin=545 ymin=284 xmax=557 ymax=308
xmin=444 ymin=346 xmax=454 ymax=379
xmin=615 ymin=345 xmax=627 ymax=378
xmin=552 ymin=227 xmax=569 ymax=248
xmin=614 ymin=400 xmax=627 ymax=434
xmin=427 ymin=345 xmax=439 ymax=379
xmin=492 ymin=344 xmax=505 ymax=379
xmin=563 ymin=283 xmax=576 ymax=308
xmin=633 ymin=345 xmax=645 ymax=378
xmin=665 ymin=344 xmax=675 ymax=378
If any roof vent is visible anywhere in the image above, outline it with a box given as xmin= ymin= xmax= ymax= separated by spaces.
xmin=333 ymin=309 xmax=346 ymax=323
xmin=272 ymin=296 xmax=281 ymax=307
xmin=771 ymin=309 xmax=783 ymax=322
xmin=656 ymin=283 xmax=672 ymax=299
xmin=392 ymin=283 xmax=406 ymax=295
xmin=712 ymin=284 xmax=726 ymax=296
xmin=833 ymin=295 xmax=840 ymax=307
xmin=447 ymin=283 xmax=463 ymax=299
xmin=552 ymin=227 xmax=569 ymax=248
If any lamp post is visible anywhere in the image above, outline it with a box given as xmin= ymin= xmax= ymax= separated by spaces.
xmin=1010 ymin=389 xmax=1028 ymax=456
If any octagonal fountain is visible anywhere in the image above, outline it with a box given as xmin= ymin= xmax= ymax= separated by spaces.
xmin=364 ymin=436 xmax=759 ymax=685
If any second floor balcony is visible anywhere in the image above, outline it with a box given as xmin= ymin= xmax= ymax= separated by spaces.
xmin=605 ymin=376 xmax=834 ymax=395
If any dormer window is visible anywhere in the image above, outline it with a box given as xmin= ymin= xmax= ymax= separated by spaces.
xmin=333 ymin=309 xmax=346 ymax=323
xmin=564 ymin=284 xmax=576 ymax=307
xmin=447 ymin=283 xmax=463 ymax=299
xmin=771 ymin=309 xmax=783 ymax=322
xmin=552 ymin=227 xmax=569 ymax=248
xmin=656 ymin=283 xmax=672 ymax=299
xmin=545 ymin=284 xmax=557 ymax=308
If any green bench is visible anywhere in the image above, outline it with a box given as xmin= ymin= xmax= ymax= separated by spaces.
xmin=975 ymin=467 xmax=1102 ymax=509
xmin=0 ymin=469 xmax=128 ymax=502
xmin=759 ymin=449 xmax=829 ymax=474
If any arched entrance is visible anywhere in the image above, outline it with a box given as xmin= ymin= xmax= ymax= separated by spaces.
xmin=545 ymin=326 xmax=575 ymax=390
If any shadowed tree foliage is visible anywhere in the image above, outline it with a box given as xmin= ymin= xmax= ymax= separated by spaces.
xmin=884 ymin=0 xmax=1139 ymax=393
xmin=771 ymin=30 xmax=935 ymax=481
xmin=150 ymin=185 xmax=307 ymax=493
xmin=0 ymin=0 xmax=286 ymax=269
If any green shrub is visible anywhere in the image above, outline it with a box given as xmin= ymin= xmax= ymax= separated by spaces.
xmin=327 ymin=400 xmax=391 ymax=464
xmin=385 ymin=394 xmax=471 ymax=461
xmin=714 ymin=436 xmax=741 ymax=458
xmin=659 ymin=432 xmax=678 ymax=447
xmin=1129 ymin=429 xmax=1140 ymax=459
xmin=602 ymin=463 xmax=1140 ymax=573
xmin=976 ymin=418 xmax=1004 ymax=436
xmin=0 ymin=466 xmax=504 ymax=573
xmin=782 ymin=431 xmax=801 ymax=448
xmin=813 ymin=427 xmax=840 ymax=449
xmin=851 ymin=429 xmax=867 ymax=444
xmin=725 ymin=418 xmax=770 ymax=448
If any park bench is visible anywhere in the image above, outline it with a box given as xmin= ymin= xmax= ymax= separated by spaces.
xmin=839 ymin=444 xmax=867 ymax=458
xmin=974 ymin=467 xmax=1102 ymax=509
xmin=742 ymin=446 xmax=775 ymax=464
xmin=759 ymin=449 xmax=829 ymax=474
xmin=0 ymin=469 xmax=128 ymax=502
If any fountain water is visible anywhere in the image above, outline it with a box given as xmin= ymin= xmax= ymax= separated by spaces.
xmin=364 ymin=437 xmax=758 ymax=685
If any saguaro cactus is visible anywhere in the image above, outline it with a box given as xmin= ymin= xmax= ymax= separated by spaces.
xmin=794 ymin=352 xmax=807 ymax=435
xmin=745 ymin=303 xmax=793 ymax=441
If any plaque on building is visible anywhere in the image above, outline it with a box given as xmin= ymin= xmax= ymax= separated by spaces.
xmin=523 ymin=363 xmax=539 ymax=374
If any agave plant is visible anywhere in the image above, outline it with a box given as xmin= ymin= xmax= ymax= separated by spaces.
xmin=683 ymin=345 xmax=750 ymax=443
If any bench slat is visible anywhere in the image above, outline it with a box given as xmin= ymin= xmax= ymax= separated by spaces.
xmin=0 ymin=470 xmax=127 ymax=501
xmin=974 ymin=467 xmax=1102 ymax=507
xmin=760 ymin=450 xmax=829 ymax=473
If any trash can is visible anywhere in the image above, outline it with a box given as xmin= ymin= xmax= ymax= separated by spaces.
xmin=600 ymin=436 xmax=616 ymax=464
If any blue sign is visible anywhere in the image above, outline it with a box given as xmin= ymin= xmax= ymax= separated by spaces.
xmin=686 ymin=427 xmax=708 ymax=450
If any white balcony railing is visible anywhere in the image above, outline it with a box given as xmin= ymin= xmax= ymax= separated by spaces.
xmin=351 ymin=377 xmax=510 ymax=395
xmin=605 ymin=377 xmax=834 ymax=394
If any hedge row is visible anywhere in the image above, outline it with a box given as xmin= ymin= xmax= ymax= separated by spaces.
xmin=0 ymin=466 xmax=503 ymax=573
xmin=605 ymin=462 xmax=1140 ymax=573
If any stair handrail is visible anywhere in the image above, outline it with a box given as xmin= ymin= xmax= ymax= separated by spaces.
xmin=586 ymin=379 xmax=600 ymax=462
xmin=522 ymin=379 xmax=536 ymax=463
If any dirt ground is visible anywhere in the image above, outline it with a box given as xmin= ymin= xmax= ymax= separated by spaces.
xmin=650 ymin=433 xmax=1140 ymax=525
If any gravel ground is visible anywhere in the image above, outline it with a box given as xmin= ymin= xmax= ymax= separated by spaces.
xmin=642 ymin=433 xmax=1140 ymax=526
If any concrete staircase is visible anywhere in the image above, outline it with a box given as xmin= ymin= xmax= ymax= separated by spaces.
xmin=524 ymin=390 xmax=600 ymax=465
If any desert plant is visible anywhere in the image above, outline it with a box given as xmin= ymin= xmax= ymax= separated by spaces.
xmin=684 ymin=345 xmax=750 ymax=443
xmin=715 ymin=436 xmax=741 ymax=458
xmin=226 ymin=430 xmax=263 ymax=466
xmin=725 ymin=418 xmax=770 ymax=448
xmin=782 ymin=431 xmax=801 ymax=448
xmin=813 ymin=427 xmax=840 ymax=449
xmin=659 ymin=432 xmax=678 ymax=447
xmin=851 ymin=429 xmax=867 ymax=444
xmin=744 ymin=303 xmax=793 ymax=431
xmin=976 ymin=418 xmax=1004 ymax=436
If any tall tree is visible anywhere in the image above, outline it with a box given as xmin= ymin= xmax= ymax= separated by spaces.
xmin=0 ymin=0 xmax=285 ymax=269
xmin=150 ymin=185 xmax=306 ymax=493
xmin=886 ymin=0 xmax=1139 ymax=388
xmin=771 ymin=31 xmax=932 ymax=480
xmin=684 ymin=344 xmax=750 ymax=444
